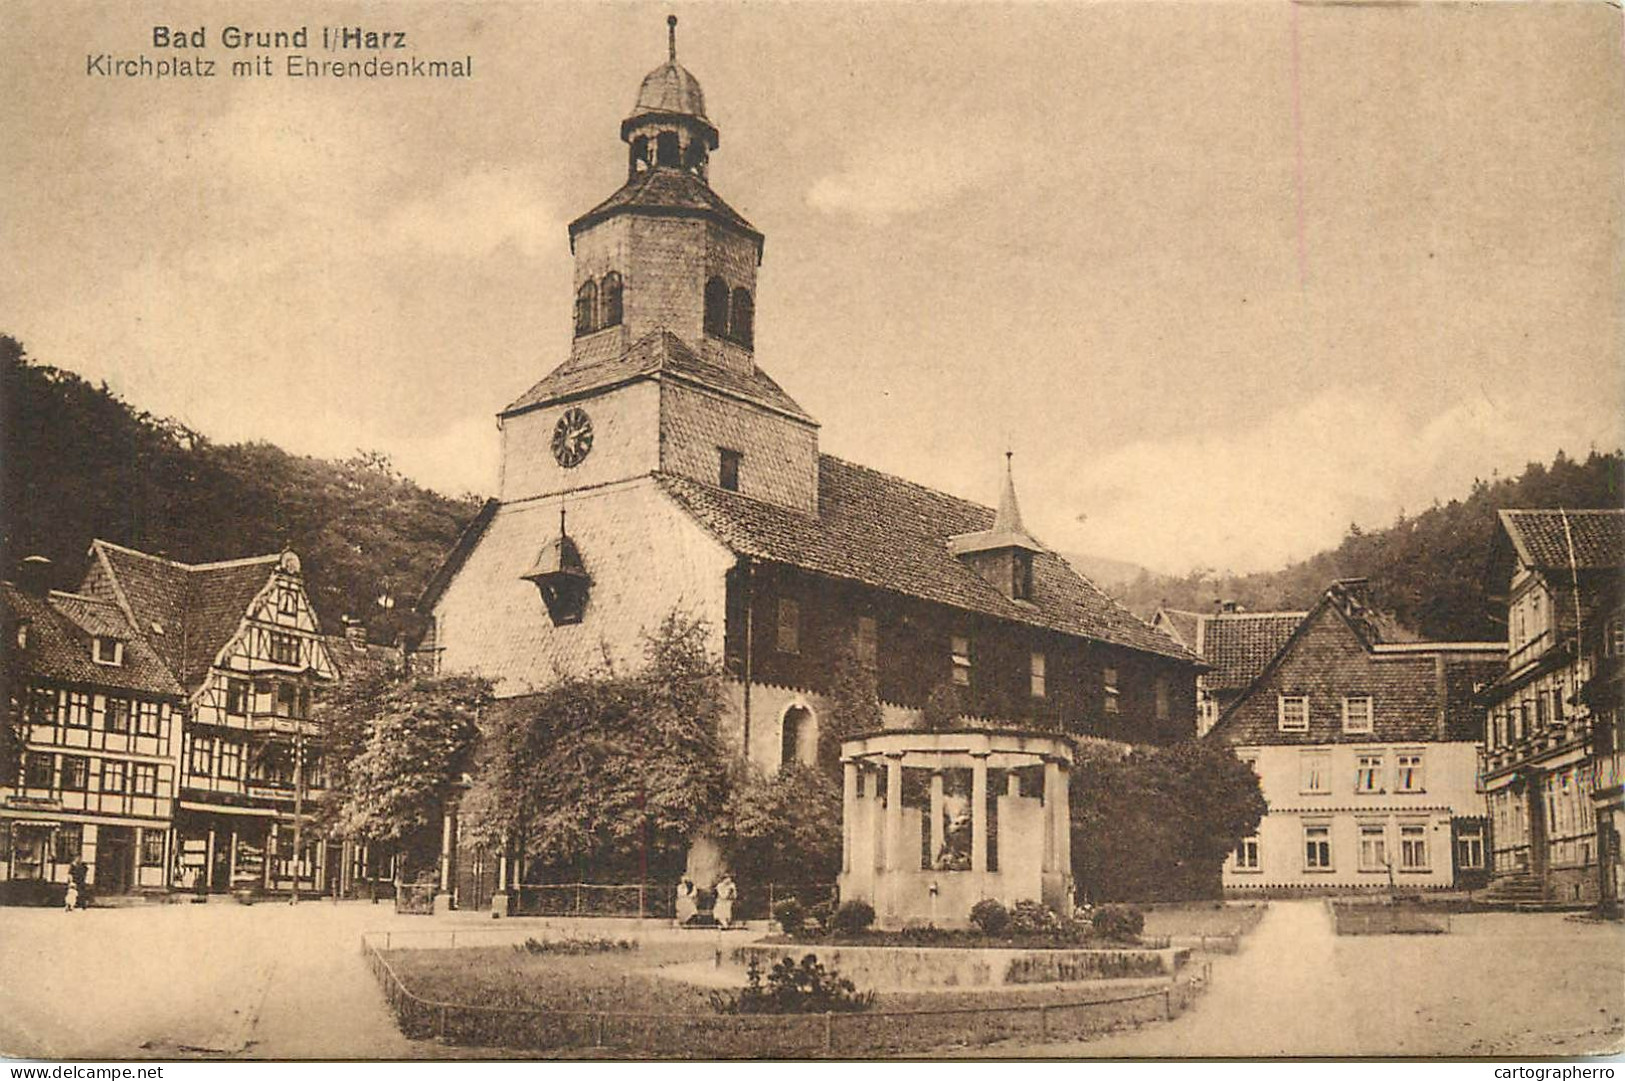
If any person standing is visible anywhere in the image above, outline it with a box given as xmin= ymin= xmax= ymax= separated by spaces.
xmin=67 ymin=858 xmax=88 ymax=911
xmin=713 ymin=873 xmax=737 ymax=928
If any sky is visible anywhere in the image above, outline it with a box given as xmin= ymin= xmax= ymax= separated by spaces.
xmin=4 ymin=1 xmax=1621 ymax=576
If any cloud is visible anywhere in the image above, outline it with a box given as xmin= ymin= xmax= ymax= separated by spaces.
xmin=1038 ymin=386 xmax=1614 ymax=575
xmin=384 ymin=170 xmax=560 ymax=260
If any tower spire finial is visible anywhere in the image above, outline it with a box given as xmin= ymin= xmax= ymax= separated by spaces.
xmin=668 ymin=14 xmax=678 ymax=61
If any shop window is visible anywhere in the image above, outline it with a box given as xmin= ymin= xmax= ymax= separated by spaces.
xmin=54 ymin=823 xmax=83 ymax=864
xmin=12 ymin=825 xmax=50 ymax=880
xmin=141 ymin=830 xmax=165 ymax=867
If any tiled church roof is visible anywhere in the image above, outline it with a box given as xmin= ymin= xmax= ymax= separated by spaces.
xmin=568 ymin=169 xmax=762 ymax=252
xmin=2 ymin=583 xmax=183 ymax=697
xmin=1499 ymin=509 xmax=1625 ymax=572
xmin=89 ymin=541 xmax=281 ymax=691
xmin=502 ymin=330 xmax=813 ymax=423
xmin=658 ymin=456 xmax=1201 ymax=663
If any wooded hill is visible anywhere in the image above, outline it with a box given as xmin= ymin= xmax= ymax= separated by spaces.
xmin=1 ymin=336 xmax=482 ymax=643
xmin=1105 ymin=449 xmax=1623 ymax=641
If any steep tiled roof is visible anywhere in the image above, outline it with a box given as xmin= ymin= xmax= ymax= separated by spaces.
xmin=2 ymin=583 xmax=183 ymax=697
xmin=1500 ymin=509 xmax=1625 ymax=572
xmin=568 ymin=169 xmax=761 ymax=251
xmin=658 ymin=455 xmax=1200 ymax=663
xmin=320 ymin=634 xmax=402 ymax=683
xmin=1153 ymin=608 xmax=1203 ymax=650
xmin=502 ymin=330 xmax=812 ymax=423
xmin=1200 ymin=611 xmax=1308 ymax=691
xmin=90 ymin=541 xmax=280 ymax=692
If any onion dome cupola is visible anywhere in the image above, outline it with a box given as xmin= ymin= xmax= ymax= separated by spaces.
xmin=623 ymin=16 xmax=719 ymax=181
xmin=949 ymin=454 xmax=1046 ymax=602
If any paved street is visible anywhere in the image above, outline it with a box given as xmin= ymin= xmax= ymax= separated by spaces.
xmin=3 ymin=897 xmax=1622 ymax=1060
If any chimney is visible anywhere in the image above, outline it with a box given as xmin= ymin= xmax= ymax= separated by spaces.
xmin=1334 ymin=578 xmax=1371 ymax=609
xmin=17 ymin=556 xmax=53 ymax=597
xmin=341 ymin=616 xmax=368 ymax=649
xmin=1219 ymin=599 xmax=1241 ymax=614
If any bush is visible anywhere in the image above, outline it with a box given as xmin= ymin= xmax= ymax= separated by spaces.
xmin=514 ymin=936 xmax=638 ymax=955
xmin=1092 ymin=904 xmax=1145 ymax=942
xmin=830 ymin=899 xmax=876 ymax=934
xmin=968 ymin=898 xmax=1010 ymax=936
xmin=711 ymin=955 xmax=875 ymax=1015
xmin=773 ymin=898 xmax=807 ymax=936
xmin=1007 ymin=899 xmax=1061 ymax=936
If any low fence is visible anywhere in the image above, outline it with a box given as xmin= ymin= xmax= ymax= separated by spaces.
xmin=508 ymin=882 xmax=838 ymax=923
xmin=360 ymin=933 xmax=1211 ymax=1056
xmin=396 ymin=883 xmax=437 ymax=915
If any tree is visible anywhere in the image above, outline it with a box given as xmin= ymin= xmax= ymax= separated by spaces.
xmin=715 ymin=764 xmax=843 ymax=884
xmin=460 ymin=611 xmax=731 ymax=882
xmin=1071 ymin=740 xmax=1266 ymax=903
xmin=315 ymin=668 xmax=491 ymax=876
xmin=818 ymin=639 xmax=883 ymax=771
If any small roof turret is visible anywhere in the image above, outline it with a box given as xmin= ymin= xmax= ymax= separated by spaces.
xmin=621 ymin=16 xmax=719 ymax=150
xmin=948 ymin=453 xmax=1045 ymax=557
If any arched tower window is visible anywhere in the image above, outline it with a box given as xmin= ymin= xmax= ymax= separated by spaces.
xmin=683 ymin=138 xmax=708 ymax=176
xmin=656 ymin=131 xmax=680 ymax=168
xmin=601 ymin=272 xmax=623 ymax=327
xmin=629 ymin=135 xmax=650 ymax=178
xmin=574 ymin=280 xmax=597 ymax=338
xmin=703 ymin=277 xmax=730 ymax=337
xmin=729 ymin=288 xmax=754 ymax=348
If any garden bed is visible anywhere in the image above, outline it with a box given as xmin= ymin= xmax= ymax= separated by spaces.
xmin=1329 ymin=901 xmax=1450 ymax=935
xmin=734 ymin=942 xmax=1187 ymax=989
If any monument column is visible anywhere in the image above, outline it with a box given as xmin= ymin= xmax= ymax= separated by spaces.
xmin=885 ymin=753 xmax=904 ymax=924
xmin=842 ymin=759 xmax=858 ymax=874
xmin=1042 ymin=758 xmax=1061 ymax=874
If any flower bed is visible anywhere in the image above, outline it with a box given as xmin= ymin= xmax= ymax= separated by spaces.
xmin=733 ymin=942 xmax=1187 ymax=990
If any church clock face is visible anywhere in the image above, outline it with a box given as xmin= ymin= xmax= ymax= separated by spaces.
xmin=551 ymin=407 xmax=594 ymax=468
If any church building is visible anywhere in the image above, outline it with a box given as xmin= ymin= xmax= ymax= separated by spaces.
xmin=413 ymin=21 xmax=1201 ymax=894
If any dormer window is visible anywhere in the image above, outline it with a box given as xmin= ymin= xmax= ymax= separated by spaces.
xmin=719 ymin=448 xmax=742 ymax=491
xmin=277 ymin=587 xmax=297 ymax=616
xmin=92 ymin=636 xmax=125 ymax=667
xmin=1012 ymin=552 xmax=1034 ymax=601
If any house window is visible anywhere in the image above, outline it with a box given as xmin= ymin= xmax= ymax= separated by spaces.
xmin=28 ymin=687 xmax=59 ymax=724
xmin=1304 ymin=824 xmax=1333 ymax=870
xmin=132 ymin=763 xmax=158 ymax=796
xmin=1155 ymin=675 xmax=1171 ymax=721
xmin=102 ymin=759 xmax=127 ymax=793
xmin=1030 ymin=652 xmax=1047 ymax=699
xmin=1396 ymin=753 xmax=1424 ymax=792
xmin=65 ymin=692 xmax=91 ymax=728
xmin=951 ymin=636 xmax=973 ymax=687
xmin=60 ymin=755 xmax=89 ymax=791
xmin=219 ymin=739 xmax=243 ymax=782
xmin=277 ymin=587 xmax=298 ymax=616
xmin=226 ymin=678 xmax=249 ymax=716
xmin=190 ymin=736 xmax=215 ymax=777
xmin=92 ymin=636 xmax=125 ymax=666
xmin=1342 ymin=696 xmax=1373 ymax=735
xmin=15 ymin=620 xmax=29 ymax=650
xmin=781 ymin=706 xmax=813 ymax=770
xmin=141 ymin=830 xmax=165 ymax=867
xmin=729 ymin=288 xmax=754 ymax=348
xmin=23 ymin=752 xmax=52 ymax=789
xmin=1607 ymin=617 xmax=1625 ymax=658
xmin=103 ymin=697 xmax=130 ymax=734
xmin=1103 ymin=667 xmax=1120 ymax=713
xmin=776 ymin=597 xmax=800 ymax=654
xmin=1012 ymin=552 xmax=1034 ymax=601
xmin=1233 ymin=836 xmax=1260 ymax=871
xmin=306 ymin=752 xmax=327 ymax=790
xmin=703 ymin=277 xmax=730 ymax=337
xmin=856 ymin=616 xmax=878 ymax=667
xmin=1456 ymin=824 xmax=1485 ymax=870
xmin=1300 ymin=753 xmax=1331 ymax=794
xmin=1358 ymin=824 xmax=1388 ymax=871
xmin=1400 ymin=823 xmax=1429 ymax=870
xmin=719 ymin=448 xmax=742 ymax=492
xmin=1354 ymin=754 xmax=1385 ymax=794
xmin=574 ymin=279 xmax=597 ymax=337
xmin=1277 ymin=695 xmax=1309 ymax=732
xmin=54 ymin=823 xmax=83 ymax=864
xmin=273 ymin=683 xmax=311 ymax=720
xmin=1546 ymin=687 xmax=1565 ymax=726
xmin=600 ymin=272 xmax=623 ymax=327
xmin=1534 ymin=693 xmax=1548 ymax=728
xmin=269 ymin=632 xmax=300 ymax=666
xmin=136 ymin=701 xmax=162 ymax=737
